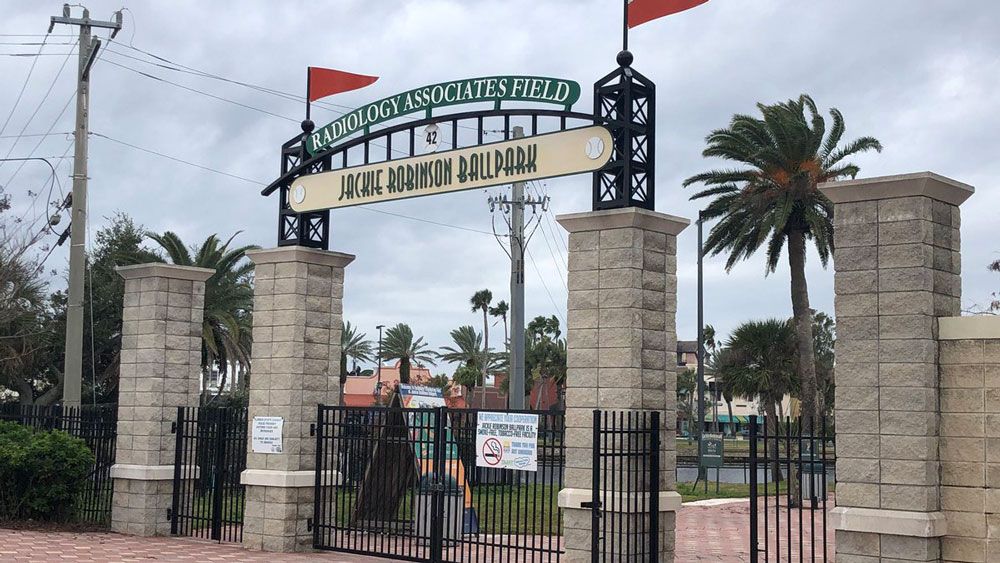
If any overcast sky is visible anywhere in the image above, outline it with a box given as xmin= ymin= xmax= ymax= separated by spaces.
xmin=2 ymin=1 xmax=998 ymax=371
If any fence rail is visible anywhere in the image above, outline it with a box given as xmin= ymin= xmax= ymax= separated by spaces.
xmin=314 ymin=405 xmax=565 ymax=563
xmin=170 ymin=406 xmax=247 ymax=543
xmin=0 ymin=403 xmax=117 ymax=525
xmin=749 ymin=417 xmax=834 ymax=563
xmin=591 ymin=410 xmax=660 ymax=562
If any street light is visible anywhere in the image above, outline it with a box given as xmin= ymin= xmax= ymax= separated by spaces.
xmin=374 ymin=324 xmax=385 ymax=404
xmin=696 ymin=210 xmax=707 ymax=481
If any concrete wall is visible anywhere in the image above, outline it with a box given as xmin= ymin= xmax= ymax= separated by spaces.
xmin=938 ymin=317 xmax=1000 ymax=562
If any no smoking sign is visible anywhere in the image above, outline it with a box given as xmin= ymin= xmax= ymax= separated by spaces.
xmin=481 ymin=437 xmax=503 ymax=466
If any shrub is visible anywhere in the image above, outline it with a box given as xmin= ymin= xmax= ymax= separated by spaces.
xmin=0 ymin=420 xmax=94 ymax=521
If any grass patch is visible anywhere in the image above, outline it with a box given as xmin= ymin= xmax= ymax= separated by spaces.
xmin=324 ymin=484 xmax=560 ymax=535
xmin=677 ymin=481 xmax=835 ymax=503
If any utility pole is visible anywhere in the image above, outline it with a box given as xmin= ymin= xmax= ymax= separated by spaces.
xmin=487 ymin=126 xmax=547 ymax=410
xmin=50 ymin=4 xmax=122 ymax=407
xmin=508 ymin=128 xmax=527 ymax=411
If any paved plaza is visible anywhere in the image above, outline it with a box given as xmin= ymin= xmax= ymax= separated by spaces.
xmin=0 ymin=500 xmax=835 ymax=562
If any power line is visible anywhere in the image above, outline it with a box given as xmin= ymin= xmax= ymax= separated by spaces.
xmin=0 ymin=41 xmax=78 ymax=173
xmin=0 ymin=131 xmax=72 ymax=139
xmin=105 ymin=40 xmax=499 ymax=136
xmin=351 ymin=206 xmax=497 ymax=236
xmin=525 ymin=247 xmax=567 ymax=326
xmin=0 ymin=34 xmax=49 ymax=139
xmin=91 ymin=132 xmax=265 ymax=184
xmin=101 ymin=59 xmax=299 ymax=123
xmin=88 ymin=131 xmax=496 ymax=237
xmin=3 ymin=91 xmax=75 ymax=197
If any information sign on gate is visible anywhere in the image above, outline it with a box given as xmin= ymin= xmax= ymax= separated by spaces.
xmin=475 ymin=412 xmax=539 ymax=471
xmin=251 ymin=416 xmax=283 ymax=454
xmin=699 ymin=432 xmax=724 ymax=468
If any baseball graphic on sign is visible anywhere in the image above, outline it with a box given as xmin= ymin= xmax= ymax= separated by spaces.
xmin=585 ymin=136 xmax=605 ymax=160
xmin=292 ymin=184 xmax=306 ymax=204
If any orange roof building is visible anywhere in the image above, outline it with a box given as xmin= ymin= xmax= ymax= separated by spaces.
xmin=342 ymin=361 xmax=463 ymax=407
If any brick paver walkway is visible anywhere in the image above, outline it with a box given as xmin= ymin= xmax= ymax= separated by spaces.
xmin=0 ymin=500 xmax=835 ymax=562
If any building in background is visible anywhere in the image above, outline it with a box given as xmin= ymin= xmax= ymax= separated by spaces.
xmin=676 ymin=339 xmax=792 ymax=437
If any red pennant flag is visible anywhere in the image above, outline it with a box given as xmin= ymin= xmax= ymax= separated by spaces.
xmin=628 ymin=0 xmax=709 ymax=28
xmin=308 ymin=67 xmax=379 ymax=102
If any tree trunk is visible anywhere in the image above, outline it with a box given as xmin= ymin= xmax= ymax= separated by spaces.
xmin=764 ymin=401 xmax=783 ymax=484
xmin=400 ymin=357 xmax=410 ymax=384
xmin=481 ymin=310 xmax=489 ymax=385
xmin=787 ymin=230 xmax=818 ymax=432
xmin=725 ymin=398 xmax=735 ymax=437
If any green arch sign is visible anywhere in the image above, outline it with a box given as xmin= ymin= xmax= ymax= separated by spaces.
xmin=305 ymin=75 xmax=581 ymax=155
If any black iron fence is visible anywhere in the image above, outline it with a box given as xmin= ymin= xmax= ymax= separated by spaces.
xmin=170 ymin=406 xmax=247 ymax=543
xmin=313 ymin=405 xmax=565 ymax=563
xmin=0 ymin=403 xmax=117 ymax=525
xmin=590 ymin=410 xmax=660 ymax=562
xmin=749 ymin=417 xmax=834 ymax=562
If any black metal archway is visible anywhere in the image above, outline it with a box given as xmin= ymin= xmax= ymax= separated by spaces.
xmin=263 ymin=52 xmax=655 ymax=251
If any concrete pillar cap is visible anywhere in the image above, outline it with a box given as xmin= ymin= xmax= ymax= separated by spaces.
xmin=819 ymin=171 xmax=974 ymax=206
xmin=116 ymin=263 xmax=214 ymax=281
xmin=247 ymin=245 xmax=355 ymax=268
xmin=556 ymin=207 xmax=690 ymax=235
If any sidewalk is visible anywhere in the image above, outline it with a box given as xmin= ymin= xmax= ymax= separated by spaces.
xmin=0 ymin=500 xmax=834 ymax=562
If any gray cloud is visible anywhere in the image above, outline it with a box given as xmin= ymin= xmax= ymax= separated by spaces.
xmin=2 ymin=0 xmax=997 ymax=367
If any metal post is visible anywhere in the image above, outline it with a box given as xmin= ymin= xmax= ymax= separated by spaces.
xmin=649 ymin=411 xmax=660 ymax=562
xmin=375 ymin=324 xmax=384 ymax=404
xmin=749 ymin=417 xmax=759 ymax=563
xmin=50 ymin=6 xmax=122 ymax=407
xmin=696 ymin=211 xmax=706 ymax=480
xmin=509 ymin=126 xmax=526 ymax=410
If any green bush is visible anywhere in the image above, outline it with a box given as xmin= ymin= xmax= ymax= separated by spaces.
xmin=0 ymin=420 xmax=95 ymax=521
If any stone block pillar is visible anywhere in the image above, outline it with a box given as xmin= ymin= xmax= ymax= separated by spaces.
xmin=240 ymin=246 xmax=353 ymax=552
xmin=937 ymin=318 xmax=1000 ymax=562
xmin=110 ymin=263 xmax=214 ymax=536
xmin=555 ymin=207 xmax=688 ymax=562
xmin=822 ymin=172 xmax=974 ymax=561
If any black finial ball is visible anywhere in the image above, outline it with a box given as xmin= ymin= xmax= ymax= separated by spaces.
xmin=617 ymin=50 xmax=633 ymax=68
xmin=301 ymin=119 xmax=315 ymax=134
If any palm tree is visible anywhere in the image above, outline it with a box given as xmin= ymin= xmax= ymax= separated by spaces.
xmin=489 ymin=300 xmax=509 ymax=349
xmin=381 ymin=323 xmax=435 ymax=384
xmin=676 ymin=368 xmax=696 ymax=436
xmin=340 ymin=321 xmax=373 ymax=404
xmin=684 ymin=94 xmax=881 ymax=427
xmin=341 ymin=321 xmax=374 ymax=373
xmin=146 ymin=231 xmax=258 ymax=400
xmin=716 ymin=319 xmax=798 ymax=484
xmin=437 ymin=325 xmax=484 ymax=367
xmin=470 ymin=289 xmax=492 ymax=385
xmin=438 ymin=325 xmax=508 ymax=406
xmin=706 ymin=349 xmax=737 ymax=437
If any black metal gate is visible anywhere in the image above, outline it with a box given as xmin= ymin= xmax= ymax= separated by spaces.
xmin=0 ymin=404 xmax=117 ymax=525
xmin=170 ymin=406 xmax=247 ymax=543
xmin=312 ymin=405 xmax=565 ymax=562
xmin=589 ymin=410 xmax=660 ymax=562
xmin=749 ymin=417 xmax=834 ymax=562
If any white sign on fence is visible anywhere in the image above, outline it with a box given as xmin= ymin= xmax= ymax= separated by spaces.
xmin=251 ymin=416 xmax=283 ymax=454
xmin=475 ymin=412 xmax=539 ymax=472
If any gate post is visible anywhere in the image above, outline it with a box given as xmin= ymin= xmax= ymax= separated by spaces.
xmin=556 ymin=208 xmax=688 ymax=562
xmin=822 ymin=173 xmax=974 ymax=562
xmin=110 ymin=263 xmax=214 ymax=536
xmin=240 ymin=246 xmax=354 ymax=552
